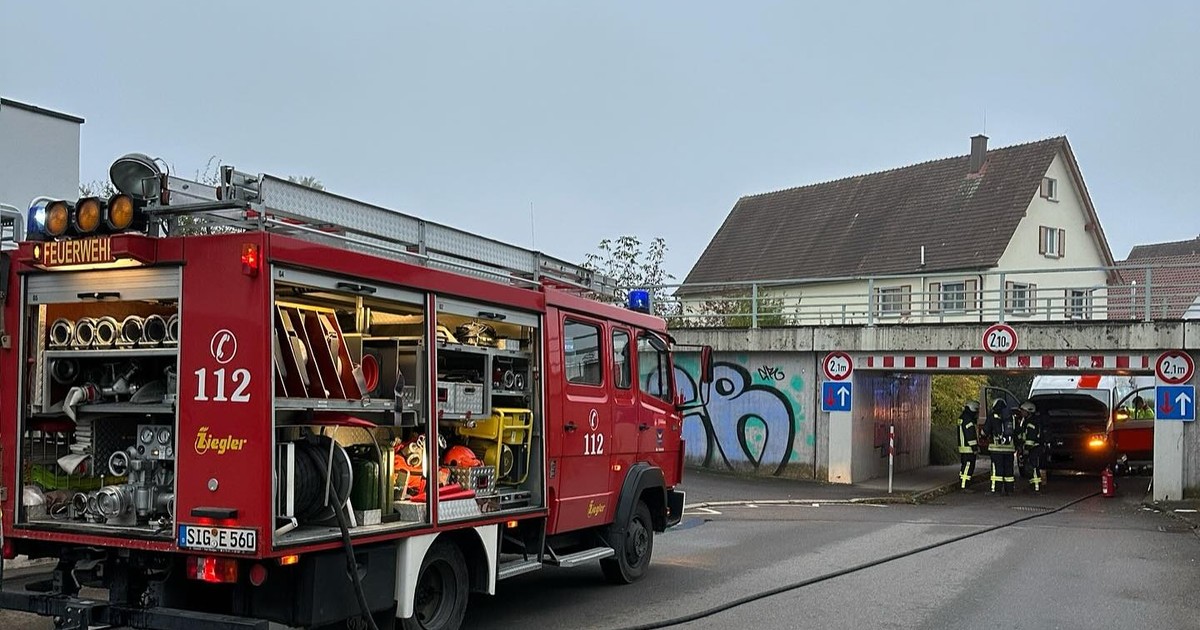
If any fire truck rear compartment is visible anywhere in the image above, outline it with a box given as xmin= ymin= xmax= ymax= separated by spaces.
xmin=17 ymin=267 xmax=180 ymax=539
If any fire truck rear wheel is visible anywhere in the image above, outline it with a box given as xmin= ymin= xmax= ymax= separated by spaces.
xmin=601 ymin=500 xmax=654 ymax=584
xmin=401 ymin=541 xmax=469 ymax=630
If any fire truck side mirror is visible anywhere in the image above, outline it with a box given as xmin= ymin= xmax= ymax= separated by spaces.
xmin=700 ymin=346 xmax=714 ymax=385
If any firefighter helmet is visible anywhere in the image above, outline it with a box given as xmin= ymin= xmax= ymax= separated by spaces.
xmin=1019 ymin=401 xmax=1037 ymax=414
xmin=443 ymin=445 xmax=482 ymax=468
xmin=965 ymin=400 xmax=980 ymax=412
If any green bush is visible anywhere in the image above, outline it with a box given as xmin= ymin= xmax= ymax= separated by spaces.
xmin=929 ymin=425 xmax=960 ymax=465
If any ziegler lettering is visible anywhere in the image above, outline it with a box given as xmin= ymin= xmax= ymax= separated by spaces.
xmin=194 ymin=427 xmax=248 ymax=455
xmin=37 ymin=237 xmax=114 ymax=267
xmin=586 ymin=500 xmax=606 ymax=518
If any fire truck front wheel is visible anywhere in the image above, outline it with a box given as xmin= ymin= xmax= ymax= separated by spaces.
xmin=400 ymin=542 xmax=469 ymax=630
xmin=601 ymin=500 xmax=654 ymax=584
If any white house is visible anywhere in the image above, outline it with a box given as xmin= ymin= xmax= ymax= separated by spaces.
xmin=678 ymin=136 xmax=1116 ymax=324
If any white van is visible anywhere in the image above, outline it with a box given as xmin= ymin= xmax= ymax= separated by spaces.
xmin=1029 ymin=374 xmax=1154 ymax=409
xmin=1028 ymin=374 xmax=1155 ymax=471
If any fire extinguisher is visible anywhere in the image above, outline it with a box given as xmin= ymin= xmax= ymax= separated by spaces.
xmin=1101 ymin=467 xmax=1116 ymax=498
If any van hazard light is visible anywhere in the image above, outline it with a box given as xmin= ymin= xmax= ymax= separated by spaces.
xmin=186 ymin=556 xmax=239 ymax=583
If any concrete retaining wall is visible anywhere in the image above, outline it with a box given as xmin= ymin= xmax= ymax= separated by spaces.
xmin=675 ymin=350 xmax=818 ymax=478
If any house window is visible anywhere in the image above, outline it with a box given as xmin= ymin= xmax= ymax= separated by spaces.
xmin=1040 ymin=177 xmax=1058 ymax=201
xmin=1005 ymin=281 xmax=1038 ymax=316
xmin=928 ymin=279 xmax=978 ymax=313
xmin=940 ymin=282 xmax=966 ymax=312
xmin=1039 ymin=226 xmax=1065 ymax=258
xmin=1069 ymin=289 xmax=1092 ymax=320
xmin=875 ymin=285 xmax=911 ymax=317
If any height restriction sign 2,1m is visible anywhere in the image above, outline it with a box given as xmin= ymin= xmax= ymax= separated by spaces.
xmin=823 ymin=352 xmax=853 ymax=381
xmin=1155 ymin=350 xmax=1194 ymax=385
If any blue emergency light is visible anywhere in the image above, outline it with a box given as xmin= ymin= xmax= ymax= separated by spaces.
xmin=627 ymin=289 xmax=651 ymax=313
xmin=26 ymin=201 xmax=47 ymax=240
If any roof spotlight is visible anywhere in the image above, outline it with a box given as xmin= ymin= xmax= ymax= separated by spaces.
xmin=44 ymin=200 xmax=72 ymax=237
xmin=109 ymin=153 xmax=164 ymax=201
xmin=73 ymin=197 xmax=103 ymax=234
xmin=105 ymin=193 xmax=144 ymax=231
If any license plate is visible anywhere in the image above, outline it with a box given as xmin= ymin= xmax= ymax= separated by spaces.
xmin=178 ymin=525 xmax=257 ymax=554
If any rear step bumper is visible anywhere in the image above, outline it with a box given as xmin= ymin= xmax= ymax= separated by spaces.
xmin=0 ymin=588 xmax=270 ymax=630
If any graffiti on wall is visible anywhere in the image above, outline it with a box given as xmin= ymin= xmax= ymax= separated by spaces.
xmin=675 ymin=357 xmax=807 ymax=476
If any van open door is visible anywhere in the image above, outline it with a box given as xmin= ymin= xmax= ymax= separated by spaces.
xmin=1112 ymin=385 xmax=1156 ymax=473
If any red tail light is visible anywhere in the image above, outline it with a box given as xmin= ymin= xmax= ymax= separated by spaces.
xmin=2 ymin=538 xmax=16 ymax=560
xmin=186 ymin=555 xmax=239 ymax=583
xmin=241 ymin=243 xmax=260 ymax=276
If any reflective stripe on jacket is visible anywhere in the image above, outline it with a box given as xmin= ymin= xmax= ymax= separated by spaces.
xmin=957 ymin=410 xmax=978 ymax=453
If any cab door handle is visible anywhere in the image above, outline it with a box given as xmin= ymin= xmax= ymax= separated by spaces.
xmin=564 ymin=421 xmax=577 ymax=433
xmin=638 ymin=423 xmax=650 ymax=432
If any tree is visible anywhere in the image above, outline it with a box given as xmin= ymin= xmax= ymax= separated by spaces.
xmin=288 ymin=175 xmax=325 ymax=191
xmin=673 ymin=291 xmax=788 ymax=328
xmin=584 ymin=236 xmax=676 ymax=316
xmin=79 ymin=180 xmax=116 ymax=198
xmin=930 ymin=374 xmax=989 ymax=427
xmin=988 ymin=373 xmax=1034 ymax=400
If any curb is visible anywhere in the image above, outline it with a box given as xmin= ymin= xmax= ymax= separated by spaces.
xmin=684 ymin=471 xmax=987 ymax=511
xmin=687 ymin=495 xmax=914 ymax=510
xmin=2 ymin=556 xmax=55 ymax=571
xmin=1141 ymin=499 xmax=1200 ymax=538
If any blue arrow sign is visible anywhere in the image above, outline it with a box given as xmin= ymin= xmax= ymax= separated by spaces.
xmin=822 ymin=381 xmax=853 ymax=412
xmin=1157 ymin=385 xmax=1195 ymax=421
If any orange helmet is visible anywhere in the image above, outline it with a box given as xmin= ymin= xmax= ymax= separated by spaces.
xmin=443 ymin=445 xmax=481 ymax=468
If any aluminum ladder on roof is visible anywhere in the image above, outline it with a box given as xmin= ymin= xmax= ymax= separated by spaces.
xmin=163 ymin=166 xmax=618 ymax=298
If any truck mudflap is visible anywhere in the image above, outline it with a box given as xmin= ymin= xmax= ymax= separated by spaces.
xmin=0 ymin=589 xmax=270 ymax=630
xmin=666 ymin=489 xmax=686 ymax=528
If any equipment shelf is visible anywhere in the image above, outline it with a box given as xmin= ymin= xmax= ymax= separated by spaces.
xmin=77 ymin=402 xmax=174 ymax=415
xmin=275 ymin=397 xmax=397 ymax=412
xmin=437 ymin=342 xmax=530 ymax=359
xmin=44 ymin=348 xmax=178 ymax=359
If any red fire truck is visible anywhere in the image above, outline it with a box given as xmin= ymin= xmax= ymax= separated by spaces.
xmin=0 ymin=154 xmax=709 ymax=629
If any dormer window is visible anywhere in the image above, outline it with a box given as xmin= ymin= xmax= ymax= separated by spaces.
xmin=1040 ymin=177 xmax=1058 ymax=201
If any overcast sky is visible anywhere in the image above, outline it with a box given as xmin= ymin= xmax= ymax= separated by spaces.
xmin=2 ymin=1 xmax=1196 ymax=282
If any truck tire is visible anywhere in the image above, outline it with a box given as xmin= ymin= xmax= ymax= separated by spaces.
xmin=601 ymin=500 xmax=654 ymax=584
xmin=400 ymin=542 xmax=468 ymax=630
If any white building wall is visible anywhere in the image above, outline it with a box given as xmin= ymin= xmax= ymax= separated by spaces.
xmin=990 ymin=152 xmax=1110 ymax=320
xmin=0 ymin=100 xmax=82 ymax=219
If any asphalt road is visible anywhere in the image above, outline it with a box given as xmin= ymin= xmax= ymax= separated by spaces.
xmin=4 ymin=475 xmax=1198 ymax=630
xmin=466 ymin=475 xmax=1200 ymax=630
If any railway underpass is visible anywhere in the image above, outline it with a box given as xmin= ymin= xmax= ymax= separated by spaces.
xmin=671 ymin=321 xmax=1200 ymax=502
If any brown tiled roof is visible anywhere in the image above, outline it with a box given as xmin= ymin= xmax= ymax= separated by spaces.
xmin=682 ymin=137 xmax=1072 ymax=289
xmin=1126 ymin=236 xmax=1200 ymax=260
xmin=1109 ymin=252 xmax=1200 ymax=319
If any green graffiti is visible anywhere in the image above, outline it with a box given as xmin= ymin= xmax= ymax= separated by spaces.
xmin=790 ymin=375 xmax=803 ymax=392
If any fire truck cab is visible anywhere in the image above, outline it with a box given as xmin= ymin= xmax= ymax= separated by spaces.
xmin=0 ymin=154 xmax=708 ymax=630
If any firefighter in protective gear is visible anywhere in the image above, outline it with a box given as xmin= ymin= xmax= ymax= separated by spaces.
xmin=1132 ymin=396 xmax=1154 ymax=420
xmin=957 ymin=400 xmax=980 ymax=489
xmin=985 ymin=398 xmax=1017 ymax=495
xmin=1016 ymin=401 xmax=1044 ymax=492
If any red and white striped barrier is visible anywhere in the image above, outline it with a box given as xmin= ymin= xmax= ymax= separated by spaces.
xmin=860 ymin=353 xmax=1152 ymax=371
